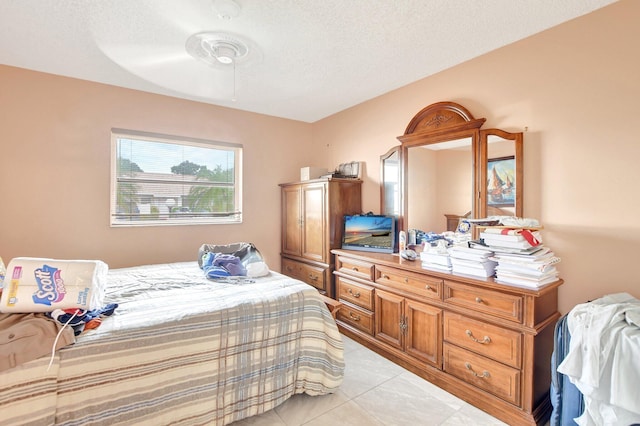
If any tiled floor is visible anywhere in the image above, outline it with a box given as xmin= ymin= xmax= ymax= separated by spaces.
xmin=231 ymin=334 xmax=507 ymax=426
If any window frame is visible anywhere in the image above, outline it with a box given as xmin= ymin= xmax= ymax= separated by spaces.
xmin=110 ymin=129 xmax=243 ymax=227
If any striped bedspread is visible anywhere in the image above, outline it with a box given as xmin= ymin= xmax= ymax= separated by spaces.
xmin=1 ymin=262 xmax=344 ymax=425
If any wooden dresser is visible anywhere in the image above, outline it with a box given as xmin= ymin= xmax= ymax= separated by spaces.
xmin=279 ymin=178 xmax=362 ymax=298
xmin=332 ymin=248 xmax=562 ymax=425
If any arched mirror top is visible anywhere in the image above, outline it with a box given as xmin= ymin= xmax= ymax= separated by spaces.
xmin=398 ymin=101 xmax=486 ymax=146
xmin=387 ymin=101 xmax=523 ymax=236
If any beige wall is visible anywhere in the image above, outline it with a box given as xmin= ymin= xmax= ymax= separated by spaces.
xmin=316 ymin=0 xmax=640 ymax=313
xmin=0 ymin=66 xmax=322 ymax=269
xmin=1 ymin=0 xmax=638 ymax=314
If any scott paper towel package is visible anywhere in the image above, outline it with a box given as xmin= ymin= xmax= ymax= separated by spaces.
xmin=0 ymin=257 xmax=108 ymax=313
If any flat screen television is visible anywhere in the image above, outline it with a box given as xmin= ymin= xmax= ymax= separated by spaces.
xmin=341 ymin=214 xmax=397 ymax=253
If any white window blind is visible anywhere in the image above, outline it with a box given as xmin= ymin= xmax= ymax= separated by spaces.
xmin=110 ymin=129 xmax=242 ymax=226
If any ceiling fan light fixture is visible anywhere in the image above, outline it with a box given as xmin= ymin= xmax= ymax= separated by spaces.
xmin=215 ymin=48 xmax=235 ymax=64
xmin=210 ymin=42 xmax=238 ymax=64
xmin=186 ymin=32 xmax=249 ymax=67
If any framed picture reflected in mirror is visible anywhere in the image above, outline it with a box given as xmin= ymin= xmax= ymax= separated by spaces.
xmin=487 ymin=156 xmax=515 ymax=207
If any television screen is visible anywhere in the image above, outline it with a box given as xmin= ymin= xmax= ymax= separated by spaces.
xmin=341 ymin=215 xmax=397 ymax=253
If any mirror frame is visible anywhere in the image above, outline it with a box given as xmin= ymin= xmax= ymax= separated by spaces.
xmin=390 ymin=101 xmax=523 ymax=233
xmin=380 ymin=146 xmax=403 ymax=221
xmin=479 ymin=128 xmax=524 ymax=218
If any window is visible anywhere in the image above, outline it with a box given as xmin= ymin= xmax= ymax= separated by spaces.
xmin=110 ymin=129 xmax=242 ymax=226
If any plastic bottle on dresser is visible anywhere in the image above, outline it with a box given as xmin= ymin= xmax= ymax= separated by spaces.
xmin=408 ymin=229 xmax=417 ymax=246
xmin=398 ymin=230 xmax=406 ymax=252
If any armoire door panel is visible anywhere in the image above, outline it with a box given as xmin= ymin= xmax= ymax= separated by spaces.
xmin=302 ymin=184 xmax=326 ymax=262
xmin=281 ymin=186 xmax=302 ymax=256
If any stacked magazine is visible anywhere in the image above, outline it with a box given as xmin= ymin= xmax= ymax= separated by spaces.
xmin=419 ymin=250 xmax=452 ymax=272
xmin=447 ymin=245 xmax=496 ymax=278
xmin=491 ymin=248 xmax=561 ymax=287
xmin=475 ymin=227 xmax=561 ymax=288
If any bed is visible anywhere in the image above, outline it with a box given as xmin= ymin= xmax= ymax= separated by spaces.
xmin=1 ymin=261 xmax=344 ymax=425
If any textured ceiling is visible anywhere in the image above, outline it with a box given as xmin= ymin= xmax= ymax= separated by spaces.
xmin=0 ymin=0 xmax=618 ymax=122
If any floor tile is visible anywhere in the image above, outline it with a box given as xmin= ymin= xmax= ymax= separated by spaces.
xmin=441 ymin=403 xmax=508 ymax=425
xmin=230 ymin=334 xmax=506 ymax=425
xmin=340 ymin=334 xmax=363 ymax=354
xmin=352 ymin=373 xmax=458 ymax=425
xmin=396 ymin=370 xmax=466 ymax=411
xmin=303 ymin=400 xmax=386 ymax=426
xmin=274 ymin=391 xmax=350 ymax=425
xmin=340 ymin=341 xmax=406 ymax=398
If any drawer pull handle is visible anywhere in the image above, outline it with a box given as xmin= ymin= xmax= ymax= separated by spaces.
xmin=404 ymin=277 xmax=409 ymax=283
xmin=347 ymin=288 xmax=361 ymax=298
xmin=425 ymin=285 xmax=431 ymax=291
xmin=465 ymin=330 xmax=491 ymax=344
xmin=352 ymin=267 xmax=359 ymax=271
xmin=349 ymin=312 xmax=361 ymax=322
xmin=382 ymin=274 xmax=390 ymax=279
xmin=475 ymin=297 xmax=484 ymax=304
xmin=465 ymin=362 xmax=490 ymax=379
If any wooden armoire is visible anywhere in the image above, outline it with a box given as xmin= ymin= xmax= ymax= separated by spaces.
xmin=280 ymin=178 xmax=362 ymax=298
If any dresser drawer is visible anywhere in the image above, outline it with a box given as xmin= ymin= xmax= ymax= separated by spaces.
xmin=336 ymin=303 xmax=374 ymax=335
xmin=336 ymin=276 xmax=374 ymax=310
xmin=375 ymin=265 xmax=442 ymax=300
xmin=335 ymin=256 xmax=375 ymax=281
xmin=443 ymin=343 xmax=521 ymax=406
xmin=281 ymin=258 xmax=328 ymax=293
xmin=443 ymin=312 xmax=522 ymax=368
xmin=299 ymin=262 xmax=328 ymax=293
xmin=443 ymin=281 xmax=523 ymax=323
xmin=281 ymin=257 xmax=301 ymax=279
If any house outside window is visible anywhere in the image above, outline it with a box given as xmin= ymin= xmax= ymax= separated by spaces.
xmin=110 ymin=129 xmax=242 ymax=226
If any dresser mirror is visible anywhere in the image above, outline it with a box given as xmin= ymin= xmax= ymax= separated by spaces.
xmin=405 ymin=136 xmax=474 ymax=233
xmin=387 ymin=101 xmax=523 ymax=234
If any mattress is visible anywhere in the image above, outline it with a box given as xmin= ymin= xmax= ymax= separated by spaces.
xmin=1 ymin=262 xmax=344 ymax=425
